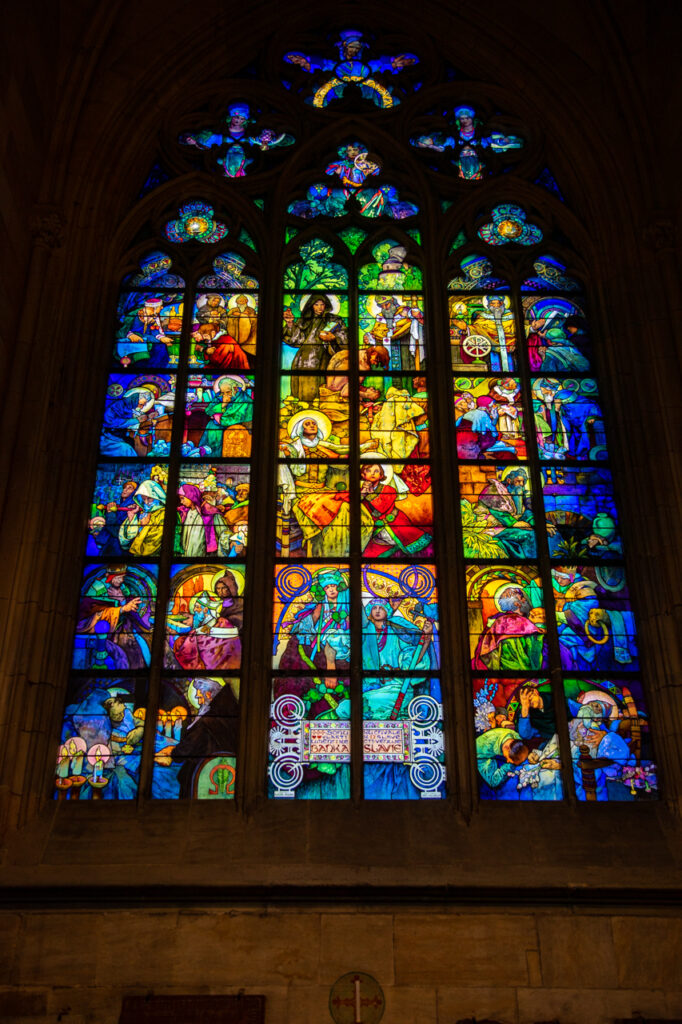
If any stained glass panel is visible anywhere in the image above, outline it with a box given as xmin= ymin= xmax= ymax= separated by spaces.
xmin=542 ymin=467 xmax=622 ymax=560
xmin=410 ymin=105 xmax=524 ymax=179
xmin=175 ymin=464 xmax=249 ymax=558
xmin=459 ymin=465 xmax=536 ymax=561
xmin=55 ymin=678 xmax=148 ymax=800
xmin=165 ymin=563 xmax=245 ymax=671
xmin=358 ymin=377 xmax=430 ymax=460
xmin=553 ymin=565 xmax=638 ymax=673
xmin=151 ymin=678 xmax=240 ymax=799
xmin=113 ymin=293 xmax=183 ymax=369
xmin=190 ymin=292 xmax=257 ymax=369
xmin=272 ymin=564 xmax=350 ymax=672
xmin=473 ymin=678 xmax=563 ymax=800
xmin=281 ymin=292 xmax=349 ymax=371
xmin=278 ymin=467 xmax=350 ymax=559
xmin=532 ymin=378 xmax=607 ymax=461
xmin=183 ymin=374 xmax=253 ymax=458
xmin=564 ymin=678 xmax=657 ymax=801
xmin=454 ymin=377 xmax=526 ymax=459
xmin=466 ymin=565 xmax=546 ymax=672
xmin=268 ymin=676 xmax=351 ymax=799
xmin=72 ymin=564 xmax=158 ymax=671
xmin=449 ymin=295 xmax=516 ymax=372
xmin=361 ymin=564 xmax=440 ymax=671
xmin=363 ymin=676 xmax=445 ymax=799
xmin=88 ymin=464 xmax=167 ymax=558
xmin=524 ymin=297 xmax=591 ymax=372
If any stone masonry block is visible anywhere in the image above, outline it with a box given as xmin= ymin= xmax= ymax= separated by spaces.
xmin=319 ymin=914 xmax=395 ymax=984
xmin=394 ymin=913 xmax=536 ymax=986
xmin=536 ymin=914 xmax=618 ymax=989
xmin=612 ymin=915 xmax=682 ymax=989
xmin=172 ymin=911 xmax=320 ymax=987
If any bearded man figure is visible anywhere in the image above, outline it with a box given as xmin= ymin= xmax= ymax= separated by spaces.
xmin=474 ymin=584 xmax=546 ymax=671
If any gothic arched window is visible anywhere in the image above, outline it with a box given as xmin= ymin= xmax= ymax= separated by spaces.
xmin=54 ymin=27 xmax=657 ymax=806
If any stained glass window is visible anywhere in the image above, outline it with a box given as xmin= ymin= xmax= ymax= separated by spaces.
xmin=55 ymin=29 xmax=657 ymax=806
xmin=270 ymin=236 xmax=444 ymax=800
xmin=455 ymin=237 xmax=655 ymax=801
xmin=56 ymin=247 xmax=257 ymax=800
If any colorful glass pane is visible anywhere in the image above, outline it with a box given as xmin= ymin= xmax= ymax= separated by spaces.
xmin=338 ymin=226 xmax=367 ymax=253
xmin=563 ymin=678 xmax=656 ymax=801
xmin=175 ymin=464 xmax=249 ymax=558
xmin=363 ymin=676 xmax=445 ymax=799
xmin=552 ymin=565 xmax=638 ymax=673
xmin=524 ymin=296 xmax=591 ymax=372
xmin=448 ymin=254 xmax=508 ymax=291
xmin=55 ymin=678 xmax=148 ymax=801
xmin=165 ymin=563 xmax=245 ymax=671
xmin=358 ymin=294 xmax=425 ymax=373
xmin=190 ymin=292 xmax=257 ymax=370
xmin=89 ymin=464 xmax=167 ymax=558
xmin=454 ymin=377 xmax=526 ymax=459
xmin=151 ymin=677 xmax=239 ymax=799
xmin=465 ymin=565 xmax=546 ymax=672
xmin=459 ymin=464 xmax=536 ymax=561
xmin=288 ymin=181 xmax=417 ymax=219
xmin=358 ymin=240 xmax=423 ymax=290
xmin=281 ymin=292 xmax=349 ymax=371
xmin=542 ymin=467 xmax=622 ymax=561
xmin=358 ymin=377 xmax=430 ymax=461
xmin=521 ymin=255 xmax=580 ymax=292
xmin=410 ymin=105 xmax=524 ymax=180
xmin=197 ymin=253 xmax=259 ymax=290
xmin=123 ymin=251 xmax=183 ymax=288
xmin=183 ymin=374 xmax=253 ymax=458
xmin=268 ymin=677 xmax=351 ymax=799
xmin=361 ymin=564 xmax=439 ymax=671
xmin=100 ymin=373 xmax=176 ymax=458
xmin=360 ymin=465 xmax=434 ymax=558
xmin=165 ymin=201 xmax=228 ymax=244
xmin=283 ymin=32 xmax=419 ymax=109
xmin=179 ymin=102 xmax=294 ymax=177
xmin=532 ymin=378 xmax=606 ymax=461
xmin=278 ymin=380 xmax=350 ymax=457
xmin=283 ymin=239 xmax=348 ymax=290
xmin=72 ymin=564 xmax=158 ymax=670
xmin=273 ymin=564 xmax=350 ymax=672
xmin=473 ymin=678 xmax=563 ymax=800
xmin=113 ymin=293 xmax=183 ymax=369
xmin=277 ymin=466 xmax=350 ymax=559
xmin=478 ymin=204 xmax=543 ymax=246
xmin=449 ymin=294 xmax=515 ymax=372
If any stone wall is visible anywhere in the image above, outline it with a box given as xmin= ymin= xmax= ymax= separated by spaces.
xmin=1 ymin=906 xmax=682 ymax=1024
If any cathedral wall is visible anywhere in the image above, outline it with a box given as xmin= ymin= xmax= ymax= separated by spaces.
xmin=1 ymin=904 xmax=682 ymax=1024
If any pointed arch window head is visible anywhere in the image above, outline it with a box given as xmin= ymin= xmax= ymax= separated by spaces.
xmin=54 ymin=28 xmax=658 ymax=807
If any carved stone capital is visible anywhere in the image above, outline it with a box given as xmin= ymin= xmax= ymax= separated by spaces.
xmin=30 ymin=205 xmax=66 ymax=250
